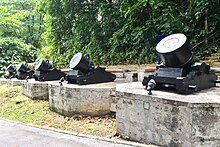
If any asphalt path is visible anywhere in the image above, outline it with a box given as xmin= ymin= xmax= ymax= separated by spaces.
xmin=0 ymin=118 xmax=150 ymax=147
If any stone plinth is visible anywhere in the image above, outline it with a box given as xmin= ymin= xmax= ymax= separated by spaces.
xmin=0 ymin=78 xmax=7 ymax=85
xmin=124 ymin=72 xmax=138 ymax=82
xmin=137 ymin=67 xmax=156 ymax=82
xmin=116 ymin=82 xmax=220 ymax=147
xmin=137 ymin=71 xmax=153 ymax=82
xmin=22 ymin=79 xmax=49 ymax=100
xmin=213 ymin=68 xmax=220 ymax=80
xmin=7 ymin=78 xmax=23 ymax=86
xmin=48 ymin=81 xmax=120 ymax=117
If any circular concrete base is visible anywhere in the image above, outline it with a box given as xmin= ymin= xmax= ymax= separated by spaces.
xmin=22 ymin=79 xmax=50 ymax=100
xmin=116 ymin=82 xmax=220 ymax=147
xmin=48 ymin=81 xmax=120 ymax=116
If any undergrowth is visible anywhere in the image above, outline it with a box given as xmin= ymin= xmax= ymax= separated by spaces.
xmin=0 ymin=85 xmax=116 ymax=137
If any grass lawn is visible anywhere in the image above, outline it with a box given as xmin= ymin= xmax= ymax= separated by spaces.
xmin=0 ymin=85 xmax=116 ymax=137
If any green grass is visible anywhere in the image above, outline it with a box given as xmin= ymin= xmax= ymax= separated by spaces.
xmin=0 ymin=85 xmax=116 ymax=137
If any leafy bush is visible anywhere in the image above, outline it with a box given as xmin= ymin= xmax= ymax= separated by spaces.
xmin=0 ymin=0 xmax=44 ymax=76
xmin=36 ymin=0 xmax=219 ymax=67
xmin=0 ymin=37 xmax=37 ymax=76
xmin=1 ymin=0 xmax=219 ymax=72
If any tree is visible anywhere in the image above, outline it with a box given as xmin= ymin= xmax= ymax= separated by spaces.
xmin=37 ymin=0 xmax=220 ymax=67
xmin=0 ymin=0 xmax=44 ymax=76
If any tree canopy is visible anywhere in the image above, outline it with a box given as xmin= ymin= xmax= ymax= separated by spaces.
xmin=37 ymin=0 xmax=220 ymax=67
xmin=0 ymin=0 xmax=44 ymax=75
xmin=0 ymin=0 xmax=220 ymax=75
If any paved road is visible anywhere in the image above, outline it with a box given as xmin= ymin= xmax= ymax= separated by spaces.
xmin=0 ymin=118 xmax=149 ymax=147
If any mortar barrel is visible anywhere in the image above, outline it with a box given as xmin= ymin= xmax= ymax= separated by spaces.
xmin=35 ymin=59 xmax=52 ymax=72
xmin=69 ymin=53 xmax=92 ymax=74
xmin=17 ymin=63 xmax=30 ymax=73
xmin=156 ymin=33 xmax=193 ymax=67
xmin=7 ymin=64 xmax=16 ymax=73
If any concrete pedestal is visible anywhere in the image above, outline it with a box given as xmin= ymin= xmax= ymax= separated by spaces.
xmin=116 ymin=82 xmax=220 ymax=147
xmin=137 ymin=71 xmax=153 ymax=82
xmin=124 ymin=72 xmax=138 ymax=82
xmin=7 ymin=78 xmax=23 ymax=86
xmin=48 ymin=81 xmax=122 ymax=117
xmin=137 ymin=67 xmax=156 ymax=82
xmin=22 ymin=79 xmax=50 ymax=100
xmin=213 ymin=68 xmax=220 ymax=80
xmin=0 ymin=78 xmax=7 ymax=85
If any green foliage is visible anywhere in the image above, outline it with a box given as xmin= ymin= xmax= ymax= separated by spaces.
xmin=37 ymin=0 xmax=220 ymax=67
xmin=0 ymin=0 xmax=44 ymax=76
xmin=0 ymin=37 xmax=37 ymax=76
xmin=1 ymin=0 xmax=220 ymax=71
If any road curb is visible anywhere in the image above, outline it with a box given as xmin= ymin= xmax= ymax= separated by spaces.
xmin=0 ymin=118 xmax=157 ymax=147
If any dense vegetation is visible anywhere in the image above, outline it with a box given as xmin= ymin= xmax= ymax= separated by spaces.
xmin=0 ymin=0 xmax=44 ymax=75
xmin=0 ymin=0 xmax=220 ymax=74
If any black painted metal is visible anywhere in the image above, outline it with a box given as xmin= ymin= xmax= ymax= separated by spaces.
xmin=156 ymin=34 xmax=193 ymax=67
xmin=65 ymin=53 xmax=116 ymax=85
xmin=69 ymin=53 xmax=93 ymax=73
xmin=143 ymin=33 xmax=218 ymax=94
xmin=158 ymin=43 xmax=193 ymax=68
xmin=17 ymin=63 xmax=30 ymax=73
xmin=4 ymin=64 xmax=17 ymax=79
xmin=35 ymin=60 xmax=53 ymax=72
xmin=34 ymin=60 xmax=65 ymax=81
xmin=16 ymin=63 xmax=34 ymax=80
xmin=7 ymin=64 xmax=16 ymax=73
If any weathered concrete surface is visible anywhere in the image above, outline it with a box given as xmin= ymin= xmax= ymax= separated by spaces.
xmin=124 ymin=72 xmax=138 ymax=82
xmin=212 ymin=68 xmax=220 ymax=80
xmin=110 ymin=71 xmax=138 ymax=82
xmin=116 ymin=82 xmax=220 ymax=147
xmin=0 ymin=78 xmax=23 ymax=86
xmin=48 ymin=80 xmax=125 ymax=116
xmin=0 ymin=78 xmax=7 ymax=85
xmin=22 ymin=79 xmax=50 ymax=100
xmin=137 ymin=71 xmax=154 ymax=82
xmin=112 ymin=72 xmax=125 ymax=78
xmin=137 ymin=67 xmax=156 ymax=82
xmin=5 ymin=78 xmax=23 ymax=86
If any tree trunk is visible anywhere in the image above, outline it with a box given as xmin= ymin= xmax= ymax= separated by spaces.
xmin=205 ymin=10 xmax=208 ymax=43
xmin=189 ymin=0 xmax=192 ymax=15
